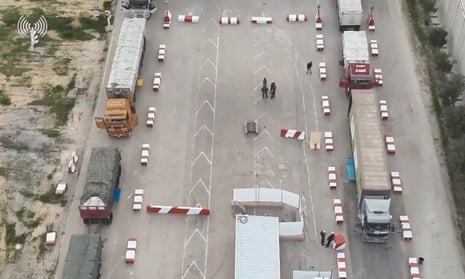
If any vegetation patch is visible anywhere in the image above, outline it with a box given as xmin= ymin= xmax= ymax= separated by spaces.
xmin=0 ymin=136 xmax=29 ymax=151
xmin=0 ymin=90 xmax=11 ymax=105
xmin=39 ymin=128 xmax=61 ymax=138
xmin=406 ymin=0 xmax=465 ymax=244
xmin=35 ymin=190 xmax=66 ymax=205
xmin=5 ymin=223 xmax=27 ymax=246
xmin=29 ymin=85 xmax=75 ymax=126
xmin=16 ymin=207 xmax=42 ymax=229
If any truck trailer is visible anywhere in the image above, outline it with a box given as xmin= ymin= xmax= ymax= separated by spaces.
xmin=339 ymin=31 xmax=381 ymax=91
xmin=95 ymin=18 xmax=146 ymax=138
xmin=62 ymin=234 xmax=103 ymax=279
xmin=337 ymin=0 xmax=363 ymax=31
xmin=349 ymin=89 xmax=392 ymax=243
xmin=121 ymin=0 xmax=157 ymax=19
xmin=79 ymin=147 xmax=121 ymax=225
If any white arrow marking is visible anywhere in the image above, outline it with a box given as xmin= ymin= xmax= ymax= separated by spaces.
xmin=254 ymin=65 xmax=271 ymax=76
xmin=254 ymin=128 xmax=274 ymax=141
xmin=190 ymin=178 xmax=210 ymax=195
xmin=209 ymin=17 xmax=219 ymax=27
xmin=194 ymin=124 xmax=213 ymax=137
xmin=256 ymin=146 xmax=274 ymax=158
xmin=192 ymin=151 xmax=212 ymax=166
xmin=202 ymin=38 xmax=217 ymax=49
xmin=257 ymin=179 xmax=273 ymax=188
xmin=198 ymin=77 xmax=216 ymax=90
xmin=182 ymin=260 xmax=206 ymax=279
xmin=199 ymin=58 xmax=217 ymax=72
xmin=253 ymin=51 xmax=270 ymax=62
xmin=184 ymin=228 xmax=207 ymax=247
xmin=266 ymin=169 xmax=276 ymax=177
xmin=195 ymin=100 xmax=215 ymax=114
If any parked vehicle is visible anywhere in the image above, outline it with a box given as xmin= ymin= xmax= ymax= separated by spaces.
xmin=79 ymin=147 xmax=121 ymax=225
xmin=62 ymin=234 xmax=103 ymax=279
xmin=348 ymin=89 xmax=392 ymax=243
xmin=95 ymin=18 xmax=146 ymax=137
xmin=121 ymin=0 xmax=157 ymax=19
xmin=336 ymin=0 xmax=363 ymax=31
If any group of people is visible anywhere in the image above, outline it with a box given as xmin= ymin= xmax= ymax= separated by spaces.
xmin=260 ymin=61 xmax=313 ymax=100
xmin=261 ymin=78 xmax=276 ymax=99
xmin=320 ymin=230 xmax=335 ymax=248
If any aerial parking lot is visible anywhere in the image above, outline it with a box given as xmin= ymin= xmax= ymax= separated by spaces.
xmin=54 ymin=0 xmax=465 ymax=279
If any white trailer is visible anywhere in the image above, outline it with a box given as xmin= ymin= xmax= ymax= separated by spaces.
xmin=337 ymin=0 xmax=363 ymax=31
xmin=106 ymin=18 xmax=146 ymax=99
xmin=342 ymin=31 xmax=369 ymax=67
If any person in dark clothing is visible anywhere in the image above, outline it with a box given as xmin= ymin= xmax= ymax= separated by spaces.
xmin=263 ymin=77 xmax=267 ymax=88
xmin=325 ymin=232 xmax=335 ymax=248
xmin=320 ymin=230 xmax=326 ymax=246
xmin=270 ymin=82 xmax=276 ymax=99
xmin=262 ymin=85 xmax=268 ymax=99
xmin=306 ymin=61 xmax=313 ymax=74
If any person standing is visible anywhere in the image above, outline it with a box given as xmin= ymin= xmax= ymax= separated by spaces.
xmin=263 ymin=77 xmax=267 ymax=88
xmin=262 ymin=85 xmax=268 ymax=99
xmin=320 ymin=230 xmax=326 ymax=246
xmin=325 ymin=232 xmax=335 ymax=248
xmin=306 ymin=61 xmax=313 ymax=74
xmin=270 ymin=82 xmax=276 ymax=99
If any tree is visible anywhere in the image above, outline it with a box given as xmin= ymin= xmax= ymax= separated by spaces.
xmin=447 ymin=136 xmax=465 ymax=178
xmin=419 ymin=0 xmax=438 ymax=15
xmin=439 ymin=73 xmax=465 ymax=107
xmin=434 ymin=51 xmax=453 ymax=73
xmin=428 ymin=28 xmax=448 ymax=48
xmin=442 ymin=106 xmax=465 ymax=139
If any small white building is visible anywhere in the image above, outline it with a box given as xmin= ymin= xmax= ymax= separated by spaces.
xmin=235 ymin=215 xmax=280 ymax=279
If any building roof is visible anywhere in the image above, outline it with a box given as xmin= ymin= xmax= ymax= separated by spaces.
xmin=235 ymin=215 xmax=280 ymax=279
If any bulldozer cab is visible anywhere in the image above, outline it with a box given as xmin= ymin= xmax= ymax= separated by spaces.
xmin=95 ymin=117 xmax=108 ymax=129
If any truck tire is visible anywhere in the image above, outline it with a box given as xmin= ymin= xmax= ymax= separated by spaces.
xmin=117 ymin=165 xmax=122 ymax=183
xmin=83 ymin=218 xmax=90 ymax=225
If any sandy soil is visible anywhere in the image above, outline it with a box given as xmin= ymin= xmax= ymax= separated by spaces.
xmin=0 ymin=1 xmax=108 ymax=278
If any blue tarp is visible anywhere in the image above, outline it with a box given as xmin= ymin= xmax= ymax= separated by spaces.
xmin=113 ymin=187 xmax=121 ymax=202
xmin=346 ymin=157 xmax=355 ymax=181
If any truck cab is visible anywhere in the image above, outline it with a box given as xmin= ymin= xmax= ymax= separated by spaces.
xmin=360 ymin=198 xmax=392 ymax=243
xmin=95 ymin=99 xmax=138 ymax=138
xmin=121 ymin=0 xmax=157 ymax=19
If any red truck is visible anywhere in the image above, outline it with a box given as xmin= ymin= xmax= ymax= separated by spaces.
xmin=79 ymin=147 xmax=121 ymax=225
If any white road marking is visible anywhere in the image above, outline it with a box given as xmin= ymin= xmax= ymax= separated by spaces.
xmin=191 ymin=151 xmax=212 ymax=166
xmin=199 ymin=58 xmax=217 ymax=72
xmin=189 ymin=179 xmax=210 ymax=195
xmin=193 ymin=124 xmax=213 ymax=138
xmin=254 ymin=128 xmax=274 ymax=141
xmin=197 ymin=77 xmax=216 ymax=89
xmin=184 ymin=228 xmax=207 ymax=246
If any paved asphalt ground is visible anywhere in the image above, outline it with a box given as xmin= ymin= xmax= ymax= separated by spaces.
xmin=54 ymin=0 xmax=465 ymax=279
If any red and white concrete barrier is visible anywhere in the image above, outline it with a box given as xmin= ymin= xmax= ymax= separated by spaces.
xmin=336 ymin=252 xmax=347 ymax=278
xmin=368 ymin=7 xmax=375 ymax=31
xmin=379 ymin=99 xmax=389 ymax=120
xmin=374 ymin=68 xmax=383 ymax=86
xmin=400 ymin=215 xmax=413 ymax=240
xmin=286 ymin=14 xmax=307 ymax=22
xmin=333 ymin=199 xmax=344 ymax=224
xmin=140 ymin=144 xmax=150 ymax=166
xmin=152 ymin=72 xmax=161 ymax=92
xmin=370 ymin=39 xmax=379 ymax=57
xmin=280 ymin=129 xmax=305 ymax=140
xmin=324 ymin=131 xmax=334 ymax=151
xmin=125 ymin=238 xmax=137 ymax=264
xmin=315 ymin=5 xmax=322 ymax=30
xmin=390 ymin=171 xmax=402 ymax=194
xmin=163 ymin=10 xmax=172 ymax=29
xmin=328 ymin=166 xmax=337 ymax=189
xmin=219 ymin=16 xmax=240 ymax=25
xmin=158 ymin=44 xmax=166 ymax=63
xmin=178 ymin=15 xmax=200 ymax=23
xmin=384 ymin=134 xmax=396 ymax=154
xmin=408 ymin=257 xmax=422 ymax=278
xmin=146 ymin=107 xmax=156 ymax=128
xmin=316 ymin=34 xmax=324 ymax=51
xmin=146 ymin=205 xmax=211 ymax=215
xmin=132 ymin=189 xmax=144 ymax=211
xmin=319 ymin=62 xmax=327 ymax=81
xmin=321 ymin=95 xmax=330 ymax=115
xmin=251 ymin=17 xmax=272 ymax=24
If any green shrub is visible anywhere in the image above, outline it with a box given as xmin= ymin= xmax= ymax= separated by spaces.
xmin=428 ymin=28 xmax=448 ymax=48
xmin=29 ymin=85 xmax=75 ymax=126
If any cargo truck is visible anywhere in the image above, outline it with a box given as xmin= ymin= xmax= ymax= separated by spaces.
xmin=336 ymin=0 xmax=363 ymax=31
xmin=62 ymin=234 xmax=103 ymax=279
xmin=348 ymin=89 xmax=392 ymax=243
xmin=95 ymin=18 xmax=146 ymax=137
xmin=339 ymin=31 xmax=381 ymax=92
xmin=79 ymin=147 xmax=121 ymax=225
xmin=121 ymin=0 xmax=157 ymax=19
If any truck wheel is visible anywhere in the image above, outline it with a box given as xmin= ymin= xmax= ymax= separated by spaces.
xmin=117 ymin=165 xmax=122 ymax=183
xmin=107 ymin=213 xmax=113 ymax=225
xmin=83 ymin=218 xmax=90 ymax=225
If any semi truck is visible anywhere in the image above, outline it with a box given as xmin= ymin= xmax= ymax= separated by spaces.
xmin=348 ymin=89 xmax=392 ymax=243
xmin=121 ymin=0 xmax=157 ymax=19
xmin=62 ymin=234 xmax=103 ymax=279
xmin=95 ymin=18 xmax=146 ymax=138
xmin=339 ymin=31 xmax=381 ymax=92
xmin=336 ymin=0 xmax=363 ymax=31
xmin=79 ymin=147 xmax=121 ymax=225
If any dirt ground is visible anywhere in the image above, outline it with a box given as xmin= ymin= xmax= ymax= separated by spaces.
xmin=0 ymin=1 xmax=108 ymax=278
